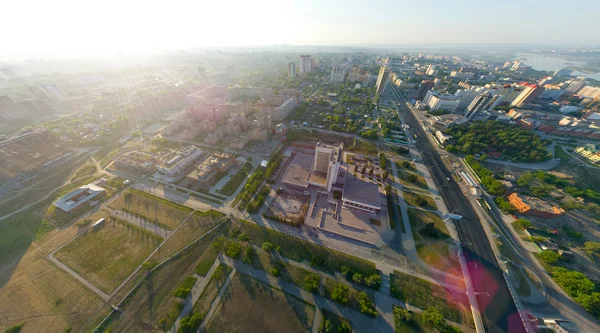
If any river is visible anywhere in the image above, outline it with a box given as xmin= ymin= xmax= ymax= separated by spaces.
xmin=516 ymin=53 xmax=600 ymax=81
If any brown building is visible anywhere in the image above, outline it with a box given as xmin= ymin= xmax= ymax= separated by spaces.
xmin=507 ymin=193 xmax=565 ymax=219
xmin=183 ymin=152 xmax=236 ymax=186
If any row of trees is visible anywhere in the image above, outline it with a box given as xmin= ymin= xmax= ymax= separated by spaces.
xmin=465 ymin=155 xmax=506 ymax=196
xmin=219 ymin=161 xmax=253 ymax=196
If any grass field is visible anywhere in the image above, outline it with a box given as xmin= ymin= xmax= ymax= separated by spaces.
xmin=252 ymin=251 xmax=320 ymax=293
xmin=109 ymin=189 xmax=192 ymax=230
xmin=554 ymin=145 xmax=572 ymax=162
xmin=397 ymin=170 xmax=429 ymax=189
xmin=403 ymin=191 xmax=438 ymax=210
xmin=194 ymin=264 xmax=232 ymax=314
xmin=395 ymin=160 xmax=417 ymax=172
xmin=323 ymin=278 xmax=377 ymax=316
xmin=393 ymin=306 xmax=463 ymax=333
xmin=320 ymin=309 xmax=352 ymax=333
xmin=233 ymin=219 xmax=378 ymax=278
xmin=99 ymin=225 xmax=227 ymax=332
xmin=54 ymin=217 xmax=163 ymax=293
xmin=205 ymin=274 xmax=315 ymax=333
xmin=407 ymin=209 xmax=460 ymax=275
xmin=390 ymin=271 xmax=469 ymax=325
xmin=150 ymin=210 xmax=226 ymax=262
xmin=0 ymin=212 xmax=107 ymax=333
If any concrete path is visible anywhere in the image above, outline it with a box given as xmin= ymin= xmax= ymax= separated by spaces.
xmin=198 ymin=266 xmax=237 ymax=332
xmin=169 ymin=258 xmax=222 ymax=332
xmin=218 ymin=255 xmax=471 ymax=333
xmin=46 ymin=254 xmax=111 ymax=301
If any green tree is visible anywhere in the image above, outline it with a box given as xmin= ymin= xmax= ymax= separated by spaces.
xmin=584 ymin=241 xmax=600 ymax=254
xmin=331 ymin=284 xmax=349 ymax=304
xmin=552 ymin=267 xmax=595 ymax=297
xmin=4 ymin=323 xmax=24 ymax=333
xmin=319 ymin=318 xmax=332 ymax=333
xmin=577 ymin=292 xmax=600 ymax=317
xmin=393 ymin=307 xmax=412 ymax=322
xmin=538 ymin=250 xmax=562 ymax=264
xmin=422 ymin=307 xmax=444 ymax=328
xmin=337 ymin=321 xmax=352 ymax=333
xmin=365 ymin=274 xmax=381 ymax=288
xmin=352 ymin=273 xmax=363 ymax=284
xmin=261 ymin=242 xmax=274 ymax=252
xmin=304 ymin=274 xmax=320 ymax=293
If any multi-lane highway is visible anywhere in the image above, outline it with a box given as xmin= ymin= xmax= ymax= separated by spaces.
xmin=389 ymin=85 xmax=526 ymax=333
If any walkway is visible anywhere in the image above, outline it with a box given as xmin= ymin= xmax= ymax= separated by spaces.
xmin=217 ymin=255 xmax=471 ymax=333
xmin=169 ymin=258 xmax=222 ymax=332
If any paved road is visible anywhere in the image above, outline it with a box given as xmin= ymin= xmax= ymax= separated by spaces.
xmin=389 ymin=85 xmax=526 ymax=333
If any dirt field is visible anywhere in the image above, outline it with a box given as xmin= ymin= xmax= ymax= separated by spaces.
xmin=149 ymin=210 xmax=226 ymax=263
xmin=205 ymin=274 xmax=315 ymax=333
xmin=109 ymin=189 xmax=192 ymax=230
xmin=0 ymin=214 xmax=108 ymax=333
xmin=54 ymin=218 xmax=163 ymax=293
xmin=267 ymin=193 xmax=310 ymax=223
xmin=102 ymin=227 xmax=226 ymax=333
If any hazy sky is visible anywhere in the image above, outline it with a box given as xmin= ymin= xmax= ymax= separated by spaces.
xmin=2 ymin=0 xmax=599 ymax=57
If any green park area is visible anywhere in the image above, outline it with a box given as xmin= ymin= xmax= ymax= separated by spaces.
xmin=109 ymin=188 xmax=192 ymax=230
xmin=54 ymin=217 xmax=162 ymax=293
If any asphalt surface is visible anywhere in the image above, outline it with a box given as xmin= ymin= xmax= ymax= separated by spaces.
xmin=389 ymin=86 xmax=526 ymax=333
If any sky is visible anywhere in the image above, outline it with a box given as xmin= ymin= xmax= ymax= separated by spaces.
xmin=2 ymin=0 xmax=599 ymax=57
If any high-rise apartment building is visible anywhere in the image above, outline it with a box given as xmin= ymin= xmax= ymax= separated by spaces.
xmin=423 ymin=91 xmax=460 ymax=113
xmin=288 ymin=62 xmax=296 ymax=78
xmin=415 ymin=80 xmax=435 ymax=101
xmin=564 ymin=76 xmax=587 ymax=93
xmin=330 ymin=64 xmax=347 ymax=83
xmin=510 ymin=83 xmax=542 ymax=107
xmin=465 ymin=93 xmax=494 ymax=119
xmin=375 ymin=66 xmax=391 ymax=95
xmin=35 ymin=85 xmax=70 ymax=102
xmin=299 ymin=55 xmax=312 ymax=73
xmin=0 ymin=95 xmax=25 ymax=119
xmin=314 ymin=142 xmax=343 ymax=192
xmin=425 ymin=64 xmax=436 ymax=76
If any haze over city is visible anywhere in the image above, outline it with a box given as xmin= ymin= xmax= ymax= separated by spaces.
xmin=3 ymin=0 xmax=600 ymax=58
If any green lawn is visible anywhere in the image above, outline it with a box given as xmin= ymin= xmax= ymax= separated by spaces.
xmin=407 ymin=209 xmax=460 ymax=274
xmin=397 ymin=170 xmax=429 ymax=189
xmin=390 ymin=271 xmax=466 ymax=325
xmin=393 ymin=306 xmax=462 ymax=333
xmin=554 ymin=145 xmax=572 ymax=162
xmin=234 ymin=219 xmax=378 ymax=278
xmin=109 ymin=188 xmax=192 ymax=230
xmin=152 ymin=210 xmax=226 ymax=262
xmin=320 ymin=309 xmax=352 ymax=332
xmin=395 ymin=160 xmax=417 ymax=172
xmin=403 ymin=191 xmax=438 ymax=210
xmin=251 ymin=251 xmax=321 ymax=293
xmin=323 ymin=278 xmax=377 ymax=316
xmin=54 ymin=218 xmax=162 ymax=293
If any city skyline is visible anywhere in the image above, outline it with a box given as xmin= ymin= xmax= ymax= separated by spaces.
xmin=2 ymin=0 xmax=600 ymax=57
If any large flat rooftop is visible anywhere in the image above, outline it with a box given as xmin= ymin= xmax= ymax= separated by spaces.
xmin=342 ymin=176 xmax=381 ymax=208
xmin=281 ymin=152 xmax=314 ymax=189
